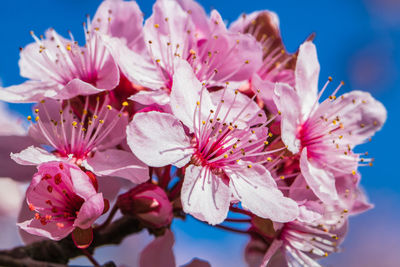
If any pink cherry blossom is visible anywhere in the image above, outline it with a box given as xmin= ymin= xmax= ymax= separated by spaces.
xmin=11 ymin=97 xmax=149 ymax=184
xmin=273 ymin=41 xmax=387 ymax=204
xmin=106 ymin=0 xmax=263 ymax=107
xmin=18 ymin=161 xmax=104 ymax=241
xmin=127 ymin=61 xmax=298 ymax=225
xmin=0 ymin=25 xmax=119 ymax=103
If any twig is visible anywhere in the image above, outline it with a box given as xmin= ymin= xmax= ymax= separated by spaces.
xmin=0 ymin=216 xmax=144 ymax=267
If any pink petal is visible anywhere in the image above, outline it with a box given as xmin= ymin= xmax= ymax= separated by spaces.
xmin=140 ymin=229 xmax=175 ymax=267
xmin=86 ymin=149 xmax=149 ymax=184
xmin=297 ymin=201 xmax=324 ymax=223
xmin=127 ymin=111 xmax=193 ymax=168
xmin=92 ymin=0 xmax=146 ymax=52
xmin=74 ymin=193 xmax=104 ymax=229
xmin=17 ymin=199 xmax=45 ymax=244
xmin=143 ymin=0 xmax=193 ymax=71
xmin=295 ymin=41 xmax=320 ymax=117
xmin=170 ymin=60 xmax=214 ymax=131
xmin=102 ymin=35 xmax=164 ymax=89
xmin=70 ymin=167 xmax=98 ymax=200
xmin=210 ymin=88 xmax=266 ymax=128
xmin=129 ymin=90 xmax=171 ymax=106
xmin=54 ymin=79 xmax=106 ymax=100
xmin=175 ymin=0 xmax=210 ymax=37
xmin=326 ymin=90 xmax=386 ymax=145
xmin=11 ymin=146 xmax=59 ymax=166
xmin=300 ymin=148 xmax=338 ymax=204
xmin=252 ymin=73 xmax=278 ymax=114
xmin=0 ymin=81 xmax=58 ymax=103
xmin=273 ymin=83 xmax=302 ymax=153
xmin=17 ymin=218 xmax=74 ymax=241
xmin=226 ymin=163 xmax=298 ymax=223
xmin=204 ymin=11 xmax=263 ymax=82
xmin=181 ymin=165 xmax=230 ymax=225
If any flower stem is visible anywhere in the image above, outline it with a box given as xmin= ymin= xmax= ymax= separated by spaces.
xmin=81 ymin=248 xmax=100 ymax=267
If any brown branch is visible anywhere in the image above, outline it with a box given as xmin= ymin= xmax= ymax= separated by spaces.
xmin=0 ymin=216 xmax=144 ymax=267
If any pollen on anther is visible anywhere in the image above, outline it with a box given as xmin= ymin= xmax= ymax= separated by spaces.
xmin=247 ymin=164 xmax=252 ymax=168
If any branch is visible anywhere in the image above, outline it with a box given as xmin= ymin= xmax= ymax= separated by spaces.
xmin=0 ymin=216 xmax=144 ymax=267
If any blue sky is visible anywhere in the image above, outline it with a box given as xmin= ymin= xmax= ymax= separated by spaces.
xmin=1 ymin=0 xmax=399 ymax=266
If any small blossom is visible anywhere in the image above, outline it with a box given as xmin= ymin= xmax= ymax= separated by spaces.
xmin=274 ymin=41 xmax=387 ymax=204
xmin=18 ymin=161 xmax=104 ymax=241
xmin=0 ymin=25 xmax=119 ymax=103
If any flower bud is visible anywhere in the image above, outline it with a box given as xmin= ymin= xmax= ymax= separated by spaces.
xmin=117 ymin=183 xmax=173 ymax=228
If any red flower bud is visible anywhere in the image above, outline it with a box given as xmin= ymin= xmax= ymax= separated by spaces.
xmin=117 ymin=183 xmax=173 ymax=228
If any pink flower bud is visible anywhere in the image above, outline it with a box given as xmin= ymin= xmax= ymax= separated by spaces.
xmin=117 ymin=183 xmax=173 ymax=228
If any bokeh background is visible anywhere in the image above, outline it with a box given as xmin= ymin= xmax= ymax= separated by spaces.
xmin=0 ymin=0 xmax=399 ymax=266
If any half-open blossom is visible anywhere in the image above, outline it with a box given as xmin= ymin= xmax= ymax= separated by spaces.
xmin=18 ymin=161 xmax=104 ymax=241
xmin=117 ymin=183 xmax=173 ymax=228
xmin=0 ymin=24 xmax=119 ymax=103
xmin=12 ymin=96 xmax=149 ymax=184
xmin=273 ymin=41 xmax=387 ymax=204
xmin=105 ymin=0 xmax=263 ymax=107
xmin=127 ymin=60 xmax=298 ymax=225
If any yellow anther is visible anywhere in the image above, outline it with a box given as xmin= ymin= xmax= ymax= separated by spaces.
xmin=267 ymin=157 xmax=272 ymax=162
xmin=218 ymin=129 xmax=222 ymax=133
xmin=66 ymin=44 xmax=72 ymax=51
xmin=196 ymin=101 xmax=200 ymax=106
xmin=93 ymin=115 xmax=98 ymax=119
xmin=247 ymin=164 xmax=252 ymax=168
xmin=35 ymin=116 xmax=39 ymax=122
xmin=343 ymin=209 xmax=348 ymax=213
xmin=27 ymin=115 xmax=32 ymax=121
xmin=328 ymin=76 xmax=333 ymax=81
xmin=99 ymin=120 xmax=104 ymax=124
xmin=369 ymin=162 xmax=373 ymax=167
xmin=72 ymin=121 xmax=78 ymax=127
xmin=224 ymin=154 xmax=228 ymax=159
xmin=268 ymin=133 xmax=273 ymax=137
xmin=351 ymin=170 xmax=356 ymax=175
xmin=245 ymin=60 xmax=249 ymax=64
xmin=202 ymin=120 xmax=206 ymax=125
xmin=280 ymin=176 xmax=285 ymax=180
xmin=122 ymin=101 xmax=129 ymax=106
xmin=154 ymin=24 xmax=159 ymax=28
xmin=34 ymin=109 xmax=39 ymax=113
xmin=106 ymin=105 xmax=112 ymax=110
xmin=264 ymin=141 xmax=269 ymax=145
xmin=83 ymin=109 xmax=88 ymax=115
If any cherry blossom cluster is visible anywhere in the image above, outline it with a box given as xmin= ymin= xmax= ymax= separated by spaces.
xmin=0 ymin=0 xmax=387 ymax=266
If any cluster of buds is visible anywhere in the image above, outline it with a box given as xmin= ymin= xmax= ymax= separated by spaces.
xmin=0 ymin=0 xmax=386 ymax=266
